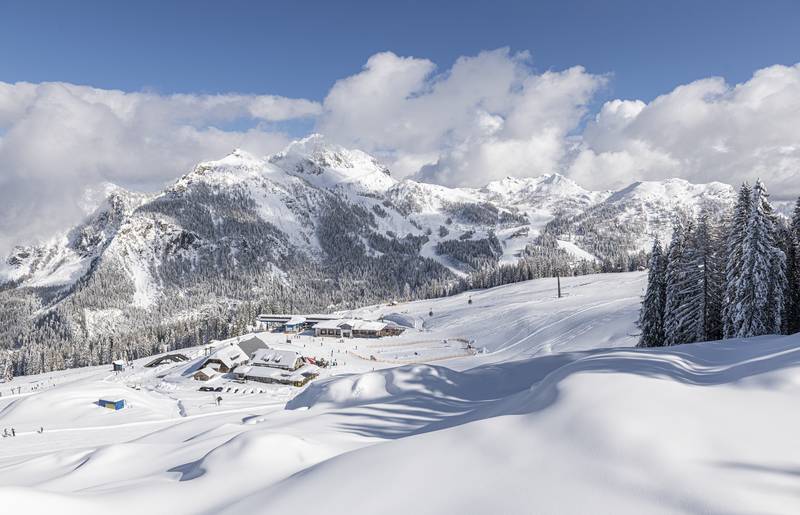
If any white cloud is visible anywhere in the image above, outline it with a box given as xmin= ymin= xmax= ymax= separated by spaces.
xmin=570 ymin=64 xmax=800 ymax=198
xmin=317 ymin=48 xmax=606 ymax=186
xmin=319 ymin=53 xmax=800 ymax=200
xmin=0 ymin=81 xmax=320 ymax=253
xmin=3 ymin=52 xmax=800 ymax=255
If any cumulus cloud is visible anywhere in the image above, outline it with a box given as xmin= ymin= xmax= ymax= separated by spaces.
xmin=317 ymin=48 xmax=606 ymax=187
xmin=3 ymin=50 xmax=800 ymax=255
xmin=569 ymin=64 xmax=800 ymax=198
xmin=319 ymin=52 xmax=800 ymax=200
xmin=0 ymin=81 xmax=320 ymax=253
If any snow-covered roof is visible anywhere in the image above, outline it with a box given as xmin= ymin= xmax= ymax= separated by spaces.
xmin=356 ymin=321 xmax=387 ymax=331
xmin=313 ymin=319 xmax=346 ymax=330
xmin=242 ymin=364 xmax=313 ymax=381
xmin=286 ymin=316 xmax=306 ymax=325
xmin=312 ymin=319 xmax=387 ymax=331
xmin=257 ymin=313 xmax=342 ymax=324
xmin=235 ymin=365 xmax=252 ymax=376
xmin=206 ymin=344 xmax=247 ymax=368
xmin=251 ymin=348 xmax=302 ymax=368
xmin=194 ymin=366 xmax=217 ymax=378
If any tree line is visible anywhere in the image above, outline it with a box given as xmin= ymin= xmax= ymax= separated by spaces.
xmin=638 ymin=179 xmax=799 ymax=347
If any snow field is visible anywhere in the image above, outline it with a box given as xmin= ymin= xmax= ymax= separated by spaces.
xmin=1 ymin=271 xmax=799 ymax=513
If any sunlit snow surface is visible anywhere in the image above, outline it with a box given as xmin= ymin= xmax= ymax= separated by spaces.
xmin=2 ymin=271 xmax=799 ymax=514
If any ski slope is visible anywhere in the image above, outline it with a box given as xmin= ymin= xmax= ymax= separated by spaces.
xmin=344 ymin=271 xmax=644 ymax=366
xmin=2 ymin=271 xmax=800 ymax=514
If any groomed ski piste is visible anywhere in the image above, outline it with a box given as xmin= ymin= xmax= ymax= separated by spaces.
xmin=2 ymin=271 xmax=800 ymax=514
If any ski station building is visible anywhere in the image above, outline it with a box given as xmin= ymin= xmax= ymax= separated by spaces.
xmin=199 ymin=344 xmax=248 ymax=373
xmin=312 ymin=319 xmax=404 ymax=338
xmin=235 ymin=348 xmax=317 ymax=386
xmin=255 ymin=313 xmax=341 ymax=332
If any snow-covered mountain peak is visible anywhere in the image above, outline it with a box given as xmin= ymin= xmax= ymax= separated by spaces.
xmin=386 ymin=178 xmax=481 ymax=214
xmin=269 ymin=134 xmax=397 ymax=194
xmin=198 ymin=148 xmax=265 ymax=172
xmin=608 ymin=177 xmax=736 ymax=207
xmin=483 ymin=173 xmax=588 ymax=198
xmin=480 ymin=173 xmax=607 ymax=215
xmin=169 ymin=149 xmax=285 ymax=194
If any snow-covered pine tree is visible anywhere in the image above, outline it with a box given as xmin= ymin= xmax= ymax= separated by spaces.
xmin=665 ymin=219 xmax=705 ymax=345
xmin=664 ymin=221 xmax=687 ymax=345
xmin=638 ymin=238 xmax=667 ymax=347
xmin=694 ymin=210 xmax=725 ymax=341
xmin=723 ymin=183 xmax=752 ymax=338
xmin=663 ymin=219 xmax=702 ymax=345
xmin=779 ymin=222 xmax=797 ymax=335
xmin=735 ymin=179 xmax=787 ymax=337
xmin=786 ymin=197 xmax=800 ymax=334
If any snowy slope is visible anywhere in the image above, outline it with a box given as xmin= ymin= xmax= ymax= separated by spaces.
xmin=1 ymin=272 xmax=799 ymax=514
xmin=343 ymin=271 xmax=644 ymax=362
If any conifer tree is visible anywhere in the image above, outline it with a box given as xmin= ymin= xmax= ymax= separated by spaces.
xmin=663 ymin=220 xmax=698 ymax=345
xmin=694 ymin=210 xmax=725 ymax=341
xmin=665 ymin=220 xmax=706 ymax=345
xmin=638 ymin=238 xmax=667 ymax=347
xmin=735 ymin=179 xmax=786 ymax=337
xmin=723 ymin=183 xmax=752 ymax=338
xmin=786 ymin=197 xmax=800 ymax=334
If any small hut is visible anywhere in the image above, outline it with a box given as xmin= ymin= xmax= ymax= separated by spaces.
xmin=99 ymin=398 xmax=126 ymax=410
xmin=193 ymin=367 xmax=218 ymax=381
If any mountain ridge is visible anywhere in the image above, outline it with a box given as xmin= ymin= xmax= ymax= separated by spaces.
xmin=0 ymin=136 xmax=737 ymax=376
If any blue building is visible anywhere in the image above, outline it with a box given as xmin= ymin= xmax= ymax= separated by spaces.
xmin=284 ymin=316 xmax=307 ymax=333
xmin=99 ymin=398 xmax=126 ymax=410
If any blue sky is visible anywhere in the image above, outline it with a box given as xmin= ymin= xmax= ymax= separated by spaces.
xmin=2 ymin=0 xmax=798 ymax=102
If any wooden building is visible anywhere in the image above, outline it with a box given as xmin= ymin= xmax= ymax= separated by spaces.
xmin=200 ymin=344 xmax=248 ymax=373
xmin=193 ymin=367 xmax=218 ymax=381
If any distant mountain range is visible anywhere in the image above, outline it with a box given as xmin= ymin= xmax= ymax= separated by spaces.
xmin=0 ymin=135 xmax=738 ymax=375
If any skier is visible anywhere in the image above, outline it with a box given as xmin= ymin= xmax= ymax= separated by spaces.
xmin=11 ymin=428 xmax=15 ymax=437
xmin=216 ymin=396 xmax=222 ymax=406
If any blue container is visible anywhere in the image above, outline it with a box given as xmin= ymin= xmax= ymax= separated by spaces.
xmin=99 ymin=399 xmax=125 ymax=410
